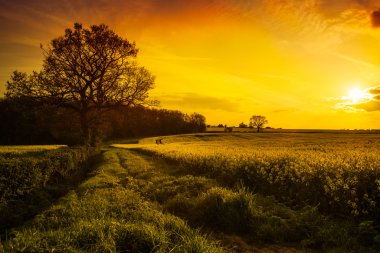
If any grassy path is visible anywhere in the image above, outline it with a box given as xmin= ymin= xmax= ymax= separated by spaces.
xmin=117 ymin=148 xmax=307 ymax=253
xmin=2 ymin=137 xmax=379 ymax=252
xmin=1 ymin=147 xmax=340 ymax=252
xmin=1 ymin=149 xmax=223 ymax=252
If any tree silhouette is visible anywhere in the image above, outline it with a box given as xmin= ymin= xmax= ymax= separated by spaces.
xmin=249 ymin=115 xmax=268 ymax=132
xmin=239 ymin=122 xmax=247 ymax=128
xmin=188 ymin=113 xmax=206 ymax=132
xmin=6 ymin=23 xmax=155 ymax=146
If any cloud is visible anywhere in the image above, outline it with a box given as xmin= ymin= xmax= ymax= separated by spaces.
xmin=157 ymin=93 xmax=240 ymax=112
xmin=253 ymin=0 xmax=380 ymax=52
xmin=371 ymin=10 xmax=380 ymax=27
xmin=336 ymin=85 xmax=380 ymax=112
xmin=354 ymin=100 xmax=380 ymax=111
xmin=368 ymin=86 xmax=380 ymax=94
xmin=354 ymin=85 xmax=380 ymax=111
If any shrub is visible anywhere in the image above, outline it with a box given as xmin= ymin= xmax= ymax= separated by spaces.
xmin=0 ymin=147 xmax=97 ymax=236
xmin=0 ymin=147 xmax=94 ymax=205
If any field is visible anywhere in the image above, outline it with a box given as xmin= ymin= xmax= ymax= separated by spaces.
xmin=2 ymin=133 xmax=380 ymax=252
xmin=0 ymin=145 xmax=66 ymax=153
xmin=114 ymin=132 xmax=380 ymax=251
xmin=131 ymin=133 xmax=380 ymax=217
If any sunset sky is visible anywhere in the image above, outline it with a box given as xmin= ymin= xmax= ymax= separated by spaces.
xmin=1 ymin=0 xmax=380 ymax=129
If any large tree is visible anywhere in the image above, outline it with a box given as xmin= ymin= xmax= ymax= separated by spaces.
xmin=6 ymin=23 xmax=155 ymax=146
xmin=249 ymin=115 xmax=268 ymax=132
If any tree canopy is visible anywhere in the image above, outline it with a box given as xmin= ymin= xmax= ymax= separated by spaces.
xmin=249 ymin=115 xmax=268 ymax=132
xmin=6 ymin=23 xmax=155 ymax=146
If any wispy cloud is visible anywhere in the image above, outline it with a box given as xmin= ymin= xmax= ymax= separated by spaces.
xmin=330 ymin=52 xmax=379 ymax=69
xmin=156 ymin=92 xmax=240 ymax=112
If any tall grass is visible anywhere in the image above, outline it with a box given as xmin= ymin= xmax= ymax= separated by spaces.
xmin=0 ymin=147 xmax=97 ymax=237
xmin=138 ymin=134 xmax=380 ymax=219
xmin=114 ymin=148 xmax=379 ymax=252
xmin=1 ymin=150 xmax=225 ymax=252
xmin=116 ymin=132 xmax=380 ymax=250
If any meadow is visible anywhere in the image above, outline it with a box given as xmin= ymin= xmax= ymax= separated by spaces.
xmin=134 ymin=133 xmax=380 ymax=218
xmin=116 ymin=132 xmax=380 ymax=251
xmin=2 ymin=132 xmax=380 ymax=252
xmin=1 ymin=148 xmax=224 ymax=252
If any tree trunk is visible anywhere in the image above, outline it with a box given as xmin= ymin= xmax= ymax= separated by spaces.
xmin=79 ymin=110 xmax=91 ymax=146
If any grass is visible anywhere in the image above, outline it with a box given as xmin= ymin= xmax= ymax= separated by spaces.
xmin=113 ymin=148 xmax=378 ymax=252
xmin=113 ymin=132 xmax=380 ymax=251
xmin=0 ymin=145 xmax=66 ymax=153
xmin=1 ymin=149 xmax=224 ymax=252
xmin=135 ymin=133 xmax=380 ymax=218
xmin=3 ymin=132 xmax=380 ymax=252
xmin=0 ymin=147 xmax=97 ymax=240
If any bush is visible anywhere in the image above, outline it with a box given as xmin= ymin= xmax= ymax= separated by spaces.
xmin=0 ymin=147 xmax=94 ymax=205
xmin=0 ymin=147 xmax=97 ymax=236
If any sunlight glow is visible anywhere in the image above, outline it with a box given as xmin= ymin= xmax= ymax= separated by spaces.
xmin=347 ymin=88 xmax=368 ymax=103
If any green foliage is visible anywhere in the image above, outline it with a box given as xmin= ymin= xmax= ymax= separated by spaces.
xmin=2 ymin=150 xmax=224 ymax=252
xmin=4 ymin=133 xmax=380 ymax=252
xmin=110 ymin=148 xmax=375 ymax=251
xmin=0 ymin=147 xmax=97 ymax=236
xmin=118 ymin=132 xmax=380 ymax=251
xmin=139 ymin=133 xmax=380 ymax=220
xmin=0 ymin=147 xmax=93 ymax=204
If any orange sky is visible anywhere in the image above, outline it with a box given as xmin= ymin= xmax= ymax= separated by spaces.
xmin=1 ymin=0 xmax=380 ymax=129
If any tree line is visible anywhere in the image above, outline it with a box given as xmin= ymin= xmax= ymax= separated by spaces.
xmin=0 ymin=97 xmax=206 ymax=145
xmin=2 ymin=23 xmax=206 ymax=146
xmin=216 ymin=115 xmax=269 ymax=133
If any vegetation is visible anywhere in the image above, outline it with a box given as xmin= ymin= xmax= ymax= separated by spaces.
xmin=249 ymin=115 xmax=268 ymax=132
xmin=2 ymin=133 xmax=380 ymax=252
xmin=0 ymin=146 xmax=97 ymax=237
xmin=1 ymin=21 xmax=379 ymax=252
xmin=238 ymin=122 xmax=248 ymax=128
xmin=0 ymin=145 xmax=65 ymax=153
xmin=5 ymin=23 xmax=156 ymax=146
xmin=117 ymin=132 xmax=380 ymax=251
xmin=1 ymin=149 xmax=224 ymax=252
xmin=0 ymin=97 xmax=206 ymax=145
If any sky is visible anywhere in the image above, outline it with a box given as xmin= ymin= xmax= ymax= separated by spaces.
xmin=1 ymin=0 xmax=380 ymax=129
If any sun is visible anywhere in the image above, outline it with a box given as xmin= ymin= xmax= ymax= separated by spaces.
xmin=347 ymin=87 xmax=367 ymax=103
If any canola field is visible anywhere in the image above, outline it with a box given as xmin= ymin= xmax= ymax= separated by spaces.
xmin=130 ymin=133 xmax=380 ymax=219
xmin=0 ymin=145 xmax=66 ymax=153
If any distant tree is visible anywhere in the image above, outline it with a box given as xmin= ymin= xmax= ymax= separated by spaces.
xmin=188 ymin=113 xmax=206 ymax=132
xmin=239 ymin=122 xmax=247 ymax=128
xmin=249 ymin=115 xmax=268 ymax=132
xmin=217 ymin=124 xmax=224 ymax=128
xmin=6 ymin=23 xmax=155 ymax=146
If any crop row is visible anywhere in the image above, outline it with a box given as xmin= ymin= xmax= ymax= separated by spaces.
xmin=140 ymin=142 xmax=380 ymax=220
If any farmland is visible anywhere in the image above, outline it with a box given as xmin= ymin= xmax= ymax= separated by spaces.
xmin=115 ymin=132 xmax=380 ymax=251
xmin=2 ymin=132 xmax=380 ymax=252
xmin=132 ymin=133 xmax=380 ymax=217
xmin=0 ymin=145 xmax=66 ymax=154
